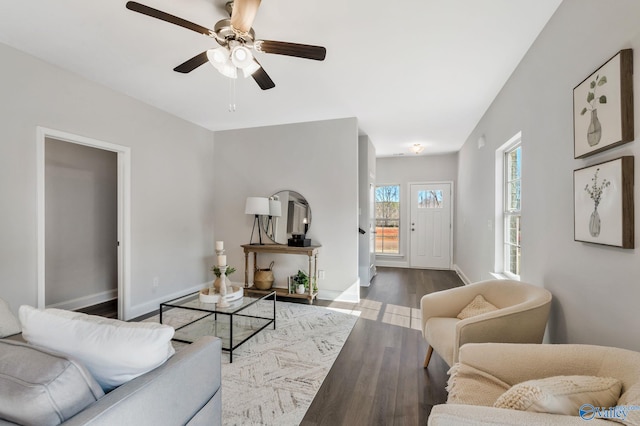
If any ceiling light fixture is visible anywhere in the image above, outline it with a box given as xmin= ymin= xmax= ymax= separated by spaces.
xmin=411 ymin=144 xmax=425 ymax=154
xmin=207 ymin=43 xmax=262 ymax=82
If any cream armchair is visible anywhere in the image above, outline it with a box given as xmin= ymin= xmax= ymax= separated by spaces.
xmin=429 ymin=343 xmax=640 ymax=425
xmin=421 ymin=279 xmax=552 ymax=367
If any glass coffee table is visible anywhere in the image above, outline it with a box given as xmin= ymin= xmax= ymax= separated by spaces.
xmin=160 ymin=290 xmax=276 ymax=362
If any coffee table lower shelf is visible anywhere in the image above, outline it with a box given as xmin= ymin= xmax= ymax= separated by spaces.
xmin=245 ymin=286 xmax=317 ymax=304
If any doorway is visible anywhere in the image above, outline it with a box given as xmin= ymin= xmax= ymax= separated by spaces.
xmin=37 ymin=127 xmax=131 ymax=319
xmin=409 ymin=182 xmax=453 ymax=269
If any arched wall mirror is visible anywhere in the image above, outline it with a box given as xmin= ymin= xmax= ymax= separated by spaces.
xmin=262 ymin=190 xmax=311 ymax=244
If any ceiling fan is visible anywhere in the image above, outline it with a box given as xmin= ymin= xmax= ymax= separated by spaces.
xmin=125 ymin=0 xmax=326 ymax=90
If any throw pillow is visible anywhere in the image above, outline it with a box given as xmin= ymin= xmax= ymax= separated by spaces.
xmin=19 ymin=305 xmax=175 ymax=392
xmin=0 ymin=339 xmax=104 ymax=426
xmin=457 ymin=295 xmax=499 ymax=320
xmin=0 ymin=297 xmax=21 ymax=337
xmin=493 ymin=375 xmax=622 ymax=416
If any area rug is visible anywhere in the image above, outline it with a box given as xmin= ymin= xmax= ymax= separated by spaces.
xmin=146 ymin=301 xmax=358 ymax=425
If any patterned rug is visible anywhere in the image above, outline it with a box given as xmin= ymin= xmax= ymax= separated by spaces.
xmin=146 ymin=301 xmax=358 ymax=425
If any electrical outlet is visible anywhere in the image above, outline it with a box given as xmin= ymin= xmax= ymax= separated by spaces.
xmin=318 ymin=270 xmax=325 ymax=280
xmin=152 ymin=277 xmax=159 ymax=288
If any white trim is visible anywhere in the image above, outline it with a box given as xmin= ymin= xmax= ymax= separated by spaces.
xmin=453 ymin=264 xmax=472 ymax=285
xmin=375 ymin=259 xmax=410 ymax=268
xmin=36 ymin=127 xmax=132 ymax=320
xmin=46 ymin=290 xmax=118 ymax=311
xmin=495 ymin=132 xmax=522 ymax=277
xmin=489 ymin=272 xmax=509 ymax=280
xmin=408 ymin=180 xmax=454 ymax=270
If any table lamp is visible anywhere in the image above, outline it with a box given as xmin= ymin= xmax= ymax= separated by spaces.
xmin=245 ymin=197 xmax=270 ymax=245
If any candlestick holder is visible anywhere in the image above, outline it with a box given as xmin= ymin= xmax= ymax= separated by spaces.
xmin=216 ymin=264 xmax=230 ymax=308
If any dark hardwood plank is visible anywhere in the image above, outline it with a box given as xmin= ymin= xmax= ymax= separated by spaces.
xmin=301 ymin=267 xmax=463 ymax=425
xmin=76 ymin=299 xmax=117 ymax=318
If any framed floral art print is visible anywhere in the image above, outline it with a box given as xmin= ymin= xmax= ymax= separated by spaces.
xmin=574 ymin=156 xmax=634 ymax=248
xmin=573 ymin=49 xmax=634 ymax=159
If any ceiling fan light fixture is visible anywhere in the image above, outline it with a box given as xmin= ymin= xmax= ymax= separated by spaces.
xmin=218 ymin=63 xmax=238 ymax=79
xmin=230 ymin=45 xmax=254 ymax=69
xmin=242 ymin=60 xmax=261 ymax=78
xmin=207 ymin=47 xmax=229 ymax=66
xmin=207 ymin=47 xmax=238 ymax=79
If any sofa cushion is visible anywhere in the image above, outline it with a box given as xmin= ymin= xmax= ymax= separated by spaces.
xmin=19 ymin=305 xmax=175 ymax=392
xmin=493 ymin=375 xmax=622 ymax=416
xmin=0 ymin=298 xmax=20 ymax=338
xmin=0 ymin=339 xmax=104 ymax=426
xmin=457 ymin=295 xmax=499 ymax=320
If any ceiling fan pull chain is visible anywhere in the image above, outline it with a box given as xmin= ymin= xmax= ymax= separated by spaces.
xmin=228 ymin=78 xmax=237 ymax=112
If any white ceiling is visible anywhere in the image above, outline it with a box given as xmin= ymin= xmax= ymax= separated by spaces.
xmin=0 ymin=0 xmax=562 ymax=157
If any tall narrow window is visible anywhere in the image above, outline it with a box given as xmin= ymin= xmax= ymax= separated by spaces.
xmin=504 ymin=145 xmax=521 ymax=277
xmin=375 ymin=185 xmax=400 ymax=254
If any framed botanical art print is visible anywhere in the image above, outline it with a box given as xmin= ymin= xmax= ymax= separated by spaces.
xmin=574 ymin=156 xmax=634 ymax=248
xmin=573 ymin=49 xmax=634 ymax=159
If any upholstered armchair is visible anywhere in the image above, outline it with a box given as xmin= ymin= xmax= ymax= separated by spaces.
xmin=420 ymin=279 xmax=552 ymax=367
xmin=429 ymin=343 xmax=640 ymax=425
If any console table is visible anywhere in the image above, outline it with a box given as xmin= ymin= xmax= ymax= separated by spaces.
xmin=241 ymin=244 xmax=321 ymax=304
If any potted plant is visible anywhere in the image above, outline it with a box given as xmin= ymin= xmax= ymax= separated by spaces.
xmin=291 ymin=270 xmax=317 ymax=294
xmin=211 ymin=266 xmax=236 ymax=292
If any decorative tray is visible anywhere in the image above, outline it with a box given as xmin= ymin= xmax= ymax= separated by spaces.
xmin=199 ymin=285 xmax=243 ymax=304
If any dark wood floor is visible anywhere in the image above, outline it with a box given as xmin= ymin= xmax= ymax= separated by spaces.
xmin=301 ymin=267 xmax=463 ymax=426
xmin=76 ymin=299 xmax=118 ymax=318
xmin=80 ymin=267 xmax=462 ymax=424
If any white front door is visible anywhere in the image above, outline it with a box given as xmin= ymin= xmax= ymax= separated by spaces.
xmin=410 ymin=183 xmax=452 ymax=269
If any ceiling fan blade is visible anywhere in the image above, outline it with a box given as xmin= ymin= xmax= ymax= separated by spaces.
xmin=126 ymin=1 xmax=213 ymax=36
xmin=174 ymin=51 xmax=210 ymax=73
xmin=230 ymin=0 xmax=261 ymax=34
xmin=251 ymin=61 xmax=275 ymax=90
xmin=256 ymin=40 xmax=326 ymax=61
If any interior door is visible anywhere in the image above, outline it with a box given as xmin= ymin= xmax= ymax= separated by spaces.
xmin=410 ymin=183 xmax=452 ymax=269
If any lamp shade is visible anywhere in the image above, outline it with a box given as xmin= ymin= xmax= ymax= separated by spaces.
xmin=269 ymin=199 xmax=282 ymax=217
xmin=245 ymin=197 xmax=270 ymax=215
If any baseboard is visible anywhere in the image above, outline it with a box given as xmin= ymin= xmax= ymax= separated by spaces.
xmin=46 ymin=289 xmax=117 ymax=311
xmin=453 ymin=264 xmax=471 ymax=285
xmin=127 ymin=282 xmax=207 ymax=320
xmin=375 ymin=259 xmax=410 ymax=268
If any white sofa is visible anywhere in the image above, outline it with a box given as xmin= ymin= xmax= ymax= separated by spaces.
xmin=429 ymin=343 xmax=640 ymax=425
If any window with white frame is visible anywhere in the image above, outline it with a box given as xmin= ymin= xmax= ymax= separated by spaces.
xmin=375 ymin=184 xmax=400 ymax=254
xmin=503 ymin=143 xmax=521 ymax=278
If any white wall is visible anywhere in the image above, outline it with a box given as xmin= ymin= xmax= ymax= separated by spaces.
xmin=0 ymin=42 xmax=215 ymax=319
xmin=213 ymin=118 xmax=360 ymax=302
xmin=455 ymin=0 xmax=640 ymax=350
xmin=376 ymin=153 xmax=458 ymax=267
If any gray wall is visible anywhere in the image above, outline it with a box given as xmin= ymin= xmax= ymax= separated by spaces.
xmin=376 ymin=153 xmax=458 ymax=267
xmin=0 ymin=42 xmax=214 ymax=319
xmin=45 ymin=138 xmax=117 ymax=307
xmin=213 ymin=118 xmax=360 ymax=302
xmin=455 ymin=0 xmax=640 ymax=350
